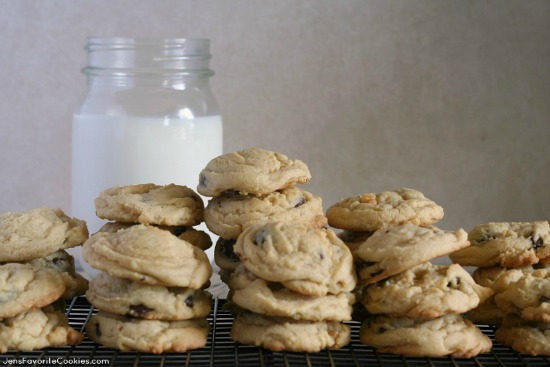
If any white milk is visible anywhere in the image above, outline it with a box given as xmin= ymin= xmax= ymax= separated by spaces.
xmin=71 ymin=114 xmax=222 ymax=277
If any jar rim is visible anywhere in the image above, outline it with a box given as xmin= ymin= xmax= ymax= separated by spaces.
xmin=83 ymin=37 xmax=213 ymax=75
xmin=85 ymin=37 xmax=210 ymax=51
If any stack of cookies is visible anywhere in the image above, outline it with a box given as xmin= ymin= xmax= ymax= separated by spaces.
xmin=0 ymin=207 xmax=88 ymax=352
xmin=327 ymin=188 xmax=493 ymax=357
xmin=197 ymin=147 xmax=327 ymax=290
xmin=229 ymin=222 xmax=357 ymax=352
xmin=197 ymin=147 xmax=355 ymax=352
xmin=82 ymin=183 xmax=213 ymax=354
xmin=450 ymin=221 xmax=550 ymax=355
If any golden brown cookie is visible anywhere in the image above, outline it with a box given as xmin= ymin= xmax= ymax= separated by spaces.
xmin=355 ymin=224 xmax=469 ymax=285
xmin=360 ymin=314 xmax=492 ymax=358
xmin=0 ymin=207 xmax=88 ymax=262
xmin=0 ymin=263 xmax=66 ymax=319
xmin=0 ymin=306 xmax=83 ymax=353
xmin=204 ymin=187 xmax=327 ymax=240
xmin=495 ymin=313 xmax=550 ymax=356
xmin=326 ymin=188 xmax=444 ymax=231
xmin=362 ymin=262 xmax=493 ymax=318
xmin=87 ymin=272 xmax=212 ymax=320
xmin=82 ymin=225 xmax=211 ymax=288
xmin=197 ymin=147 xmax=311 ymax=197
xmin=450 ymin=221 xmax=550 ymax=268
xmin=234 ymin=222 xmax=356 ymax=296
xmin=22 ymin=250 xmax=89 ymax=299
xmin=230 ymin=311 xmax=351 ymax=352
xmin=86 ymin=311 xmax=209 ymax=354
xmin=96 ymin=222 xmax=211 ymax=250
xmin=493 ymin=268 xmax=550 ymax=322
xmin=95 ymin=183 xmax=204 ymax=226
xmin=228 ymin=265 xmax=355 ymax=321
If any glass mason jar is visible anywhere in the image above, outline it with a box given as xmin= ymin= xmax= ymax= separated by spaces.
xmin=71 ymin=38 xmax=223 ymax=275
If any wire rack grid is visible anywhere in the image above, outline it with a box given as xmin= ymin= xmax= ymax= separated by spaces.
xmin=2 ymin=297 xmax=550 ymax=367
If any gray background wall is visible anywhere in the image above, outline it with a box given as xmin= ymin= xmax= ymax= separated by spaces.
xmin=1 ymin=1 xmax=549 ymax=239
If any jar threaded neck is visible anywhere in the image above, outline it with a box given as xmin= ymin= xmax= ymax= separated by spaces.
xmin=83 ymin=37 xmax=214 ymax=77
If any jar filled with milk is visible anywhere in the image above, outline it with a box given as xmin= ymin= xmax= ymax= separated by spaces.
xmin=71 ymin=38 xmax=223 ymax=276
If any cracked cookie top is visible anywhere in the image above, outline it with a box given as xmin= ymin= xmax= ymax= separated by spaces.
xmin=0 ymin=263 xmax=66 ymax=319
xmin=0 ymin=207 xmax=88 ymax=262
xmin=355 ymin=223 xmax=469 ymax=285
xmin=234 ymin=222 xmax=356 ymax=296
xmin=197 ymin=147 xmax=311 ymax=197
xmin=360 ymin=313 xmax=492 ymax=358
xmin=95 ymin=184 xmax=204 ymax=227
xmin=82 ymin=225 xmax=211 ymax=288
xmin=327 ymin=188 xmax=444 ymax=232
xmin=450 ymin=221 xmax=550 ymax=268
xmin=204 ymin=187 xmax=327 ymax=240
xmin=362 ymin=262 xmax=493 ymax=318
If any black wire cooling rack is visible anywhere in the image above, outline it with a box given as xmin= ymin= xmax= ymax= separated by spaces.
xmin=2 ymin=296 xmax=550 ymax=367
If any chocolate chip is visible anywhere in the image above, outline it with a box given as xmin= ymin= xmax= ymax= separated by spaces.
xmin=129 ymin=304 xmax=154 ymax=318
xmin=294 ymin=196 xmax=306 ymax=208
xmin=94 ymin=323 xmax=102 ymax=337
xmin=222 ymin=189 xmax=241 ymax=196
xmin=185 ymin=296 xmax=194 ymax=308
xmin=356 ymin=261 xmax=376 ymax=275
xmin=447 ymin=277 xmax=462 ymax=288
xmin=267 ymin=282 xmax=285 ymax=292
xmin=532 ymin=237 xmax=544 ymax=249
xmin=540 ymin=296 xmax=549 ymax=303
xmin=377 ymin=327 xmax=388 ymax=334
xmin=199 ymin=174 xmax=207 ymax=187
xmin=478 ymin=235 xmax=496 ymax=243
xmin=220 ymin=239 xmax=239 ymax=262
xmin=319 ymin=251 xmax=325 ymax=260
xmin=253 ymin=228 xmax=269 ymax=247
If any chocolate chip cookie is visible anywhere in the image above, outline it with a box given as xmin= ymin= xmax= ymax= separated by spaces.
xmin=450 ymin=221 xmax=550 ymax=268
xmin=23 ymin=250 xmax=89 ymax=299
xmin=230 ymin=311 xmax=351 ymax=352
xmin=355 ymin=224 xmax=469 ymax=285
xmin=326 ymin=188 xmax=444 ymax=232
xmin=228 ymin=265 xmax=355 ymax=321
xmin=234 ymin=222 xmax=356 ymax=296
xmin=95 ymin=183 xmax=204 ymax=226
xmin=197 ymin=147 xmax=311 ymax=197
xmin=362 ymin=262 xmax=493 ymax=318
xmin=495 ymin=313 xmax=550 ymax=356
xmin=0 ymin=207 xmax=88 ymax=262
xmin=493 ymin=268 xmax=550 ymax=322
xmin=87 ymin=272 xmax=212 ymax=320
xmin=82 ymin=225 xmax=211 ymax=288
xmin=0 ymin=263 xmax=66 ymax=319
xmin=0 ymin=306 xmax=83 ymax=353
xmin=86 ymin=311 xmax=209 ymax=354
xmin=97 ymin=222 xmax=211 ymax=250
xmin=204 ymin=187 xmax=327 ymax=239
xmin=360 ymin=313 xmax=492 ymax=357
